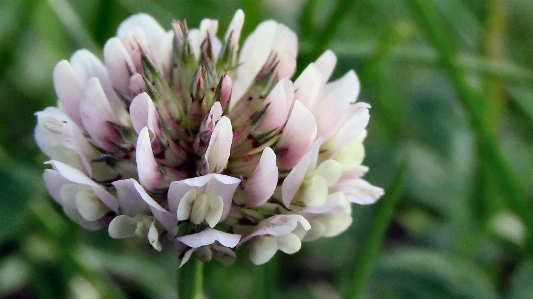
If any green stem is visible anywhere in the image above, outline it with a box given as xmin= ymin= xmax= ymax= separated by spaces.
xmin=344 ymin=162 xmax=406 ymax=299
xmin=404 ymin=0 xmax=533 ymax=253
xmin=178 ymin=257 xmax=204 ymax=299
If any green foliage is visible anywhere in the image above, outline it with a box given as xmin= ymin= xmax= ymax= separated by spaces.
xmin=1 ymin=0 xmax=533 ymax=298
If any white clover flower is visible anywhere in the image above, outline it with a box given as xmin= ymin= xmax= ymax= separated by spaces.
xmin=35 ymin=10 xmax=383 ymax=266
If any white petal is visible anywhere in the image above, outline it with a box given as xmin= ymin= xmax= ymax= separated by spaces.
xmin=276 ymin=233 xmax=301 ymax=254
xmin=104 ymin=37 xmax=135 ymax=97
xmin=300 ymin=176 xmax=329 ymax=207
xmin=293 ymin=63 xmax=322 ymax=109
xmin=177 ymin=228 xmax=241 ymax=248
xmin=46 ymin=160 xmax=118 ymax=212
xmin=112 ymin=179 xmax=148 ymax=217
xmin=248 ymin=235 xmax=278 ymax=265
xmin=136 ymin=127 xmax=163 ymax=190
xmin=148 ymin=221 xmax=163 ymax=251
xmin=205 ymin=116 xmax=233 ymax=173
xmin=281 ymin=140 xmax=322 ymax=207
xmin=190 ymin=193 xmax=209 ymax=225
xmin=108 ymin=215 xmax=137 ymax=238
xmin=176 ymin=189 xmax=197 ymax=221
xmin=53 ymin=60 xmax=84 ymax=126
xmin=240 ymin=214 xmax=310 ymax=244
xmin=315 ymin=160 xmax=343 ymax=186
xmin=205 ymin=195 xmax=224 ymax=228
xmin=314 ymin=50 xmax=337 ymax=84
xmin=129 ymin=93 xmax=162 ymax=135
xmin=75 ymin=188 xmax=110 ymax=221
xmin=232 ymin=20 xmax=297 ymax=105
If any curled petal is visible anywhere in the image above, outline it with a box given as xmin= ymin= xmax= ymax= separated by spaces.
xmin=240 ymin=214 xmax=311 ymax=244
xmin=168 ymin=174 xmax=240 ymax=222
xmin=35 ymin=107 xmax=95 ymax=174
xmin=205 ymin=116 xmax=233 ymax=173
xmin=276 ymin=233 xmax=301 ymax=254
xmin=132 ymin=180 xmax=178 ymax=236
xmin=276 ymin=101 xmax=317 ymax=170
xmin=112 ymin=179 xmax=149 ymax=217
xmin=243 ymin=147 xmax=278 ymax=207
xmin=177 ymin=228 xmax=241 ymax=248
xmin=46 ymin=160 xmax=118 ymax=212
xmin=136 ymin=127 xmax=163 ymax=191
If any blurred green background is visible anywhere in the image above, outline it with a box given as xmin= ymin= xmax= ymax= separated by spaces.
xmin=2 ymin=0 xmax=533 ymax=298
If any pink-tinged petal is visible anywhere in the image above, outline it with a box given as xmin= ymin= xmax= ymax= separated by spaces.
xmin=128 ymin=73 xmax=146 ymax=96
xmin=276 ymin=101 xmax=317 ymax=170
xmin=136 ymin=127 xmax=163 ymax=191
xmin=177 ymin=228 xmax=241 ymax=248
xmin=104 ymin=37 xmax=135 ymax=97
xmin=129 ymin=93 xmax=162 ymax=135
xmin=231 ymin=20 xmax=297 ymax=106
xmin=217 ymin=75 xmax=232 ymax=110
xmin=112 ymin=179 xmax=148 ymax=217
xmin=314 ymin=50 xmax=337 ymax=84
xmin=322 ymin=102 xmax=370 ymax=157
xmin=117 ymin=14 xmax=166 ymax=61
xmin=53 ymin=60 xmax=84 ymax=126
xmin=80 ymin=78 xmax=121 ymax=152
xmin=132 ymin=180 xmax=178 ymax=236
xmin=281 ymin=139 xmax=322 ymax=207
xmin=240 ymin=214 xmax=310 ymax=244
xmin=243 ymin=147 xmax=278 ymax=207
xmin=46 ymin=160 xmax=118 ymax=212
xmin=253 ymin=79 xmax=294 ymax=135
xmin=293 ymin=63 xmax=322 ymax=109
xmin=70 ymin=50 xmax=127 ymax=123
xmin=224 ymin=9 xmax=244 ymax=48
xmin=203 ymin=174 xmax=240 ymax=221
xmin=35 ymin=107 xmax=95 ymax=174
xmin=205 ymin=116 xmax=233 ymax=173
xmin=313 ymin=70 xmax=361 ymax=137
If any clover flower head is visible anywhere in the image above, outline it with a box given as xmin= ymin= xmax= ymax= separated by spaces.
xmin=35 ymin=9 xmax=383 ymax=265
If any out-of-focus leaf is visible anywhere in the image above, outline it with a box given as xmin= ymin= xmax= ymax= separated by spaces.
xmin=0 ymin=150 xmax=46 ymax=241
xmin=506 ymin=260 xmax=533 ymax=299
xmin=370 ymin=250 xmax=498 ymax=299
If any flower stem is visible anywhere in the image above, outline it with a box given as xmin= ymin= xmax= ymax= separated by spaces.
xmin=178 ymin=258 xmax=204 ymax=299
